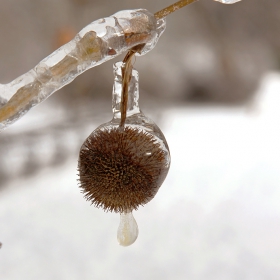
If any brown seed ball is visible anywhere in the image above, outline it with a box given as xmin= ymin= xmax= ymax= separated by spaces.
xmin=78 ymin=126 xmax=169 ymax=213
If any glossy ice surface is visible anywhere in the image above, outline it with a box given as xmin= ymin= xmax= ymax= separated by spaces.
xmin=0 ymin=9 xmax=166 ymax=131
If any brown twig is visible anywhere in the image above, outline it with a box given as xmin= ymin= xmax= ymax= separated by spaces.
xmin=119 ymin=44 xmax=145 ymax=127
xmin=120 ymin=0 xmax=198 ymax=127
xmin=154 ymin=0 xmax=198 ymax=19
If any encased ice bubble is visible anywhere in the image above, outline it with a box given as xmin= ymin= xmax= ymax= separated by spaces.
xmin=78 ymin=62 xmax=170 ymax=245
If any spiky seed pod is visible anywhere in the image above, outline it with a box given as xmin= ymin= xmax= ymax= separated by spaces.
xmin=78 ymin=126 xmax=169 ymax=213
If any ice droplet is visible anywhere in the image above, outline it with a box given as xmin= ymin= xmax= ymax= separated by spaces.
xmin=215 ymin=0 xmax=242 ymax=4
xmin=117 ymin=211 xmax=139 ymax=246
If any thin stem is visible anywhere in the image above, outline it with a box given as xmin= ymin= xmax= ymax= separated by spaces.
xmin=154 ymin=0 xmax=198 ymax=19
xmin=119 ymin=44 xmax=145 ymax=128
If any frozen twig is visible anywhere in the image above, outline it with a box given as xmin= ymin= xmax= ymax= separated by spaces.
xmin=0 ymin=0 xmax=241 ymax=131
xmin=0 ymin=10 xmax=166 ymax=131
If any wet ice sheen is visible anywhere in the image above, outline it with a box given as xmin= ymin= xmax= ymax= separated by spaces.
xmin=0 ymin=9 xmax=166 ymax=131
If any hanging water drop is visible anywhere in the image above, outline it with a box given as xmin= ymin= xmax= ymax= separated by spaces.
xmin=117 ymin=211 xmax=139 ymax=246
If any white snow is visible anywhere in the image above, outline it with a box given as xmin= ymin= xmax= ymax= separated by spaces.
xmin=1 ymin=72 xmax=280 ymax=279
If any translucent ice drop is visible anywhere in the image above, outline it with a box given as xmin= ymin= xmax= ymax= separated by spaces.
xmin=0 ymin=9 xmax=166 ymax=131
xmin=117 ymin=212 xmax=139 ymax=246
xmin=215 ymin=0 xmax=242 ymax=4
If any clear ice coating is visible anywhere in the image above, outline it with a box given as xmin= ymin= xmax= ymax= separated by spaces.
xmin=102 ymin=61 xmax=171 ymax=175
xmin=78 ymin=62 xmax=171 ymax=245
xmin=117 ymin=211 xmax=139 ymax=246
xmin=79 ymin=61 xmax=171 ymax=208
xmin=215 ymin=0 xmax=242 ymax=4
xmin=0 ymin=9 xmax=166 ymax=132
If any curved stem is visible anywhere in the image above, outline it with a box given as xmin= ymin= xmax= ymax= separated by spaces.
xmin=154 ymin=0 xmax=198 ymax=19
xmin=119 ymin=44 xmax=145 ymax=128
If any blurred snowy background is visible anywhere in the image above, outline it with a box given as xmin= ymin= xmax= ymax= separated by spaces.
xmin=1 ymin=0 xmax=280 ymax=279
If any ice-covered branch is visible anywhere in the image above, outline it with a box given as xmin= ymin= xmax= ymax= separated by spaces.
xmin=0 ymin=0 xmax=241 ymax=132
xmin=0 ymin=9 xmax=166 ymax=131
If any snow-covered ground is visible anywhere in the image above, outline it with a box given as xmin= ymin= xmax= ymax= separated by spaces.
xmin=1 ymin=72 xmax=280 ymax=279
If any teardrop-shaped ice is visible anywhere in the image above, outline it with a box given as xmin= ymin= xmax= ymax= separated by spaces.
xmin=117 ymin=211 xmax=139 ymax=246
xmin=215 ymin=0 xmax=241 ymax=4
